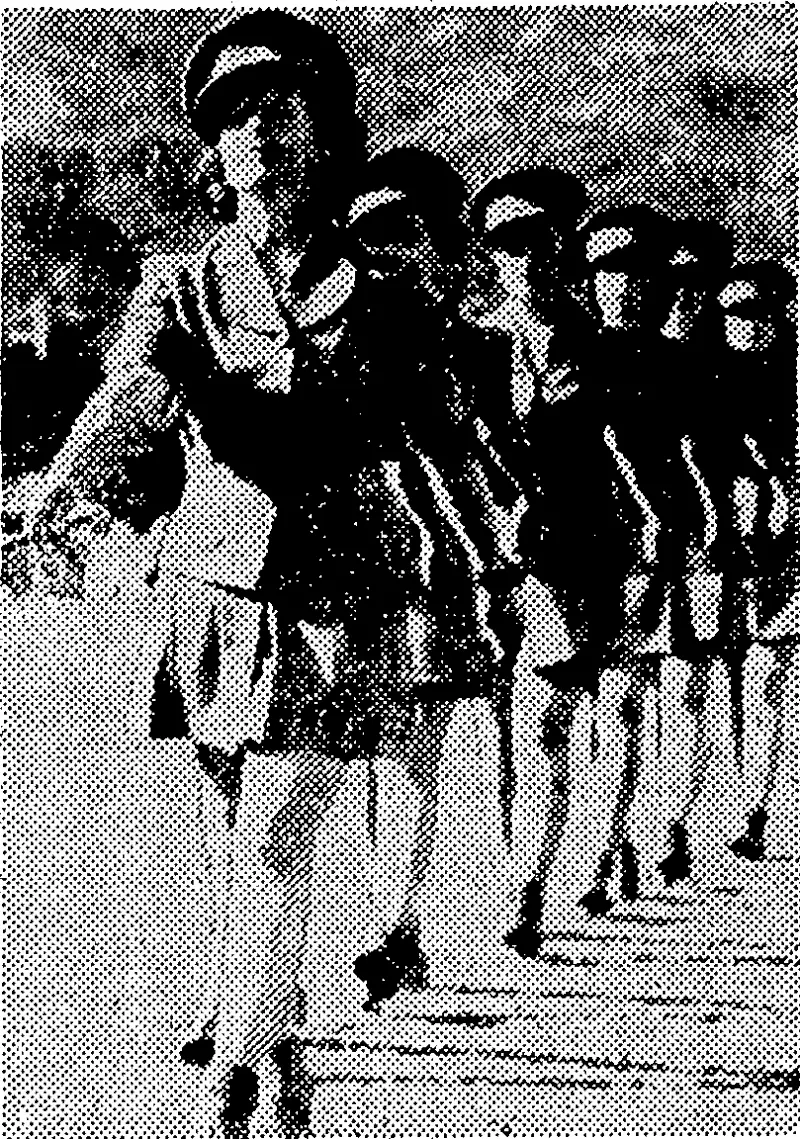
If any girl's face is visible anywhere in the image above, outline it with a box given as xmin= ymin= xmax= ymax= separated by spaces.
xmin=217 ymin=89 xmax=319 ymax=208
xmin=585 ymin=224 xmax=660 ymax=329
xmin=660 ymin=284 xmax=705 ymax=343
xmin=351 ymin=196 xmax=445 ymax=303
xmin=724 ymin=314 xmax=776 ymax=353
xmin=489 ymin=248 xmax=531 ymax=299
xmin=481 ymin=212 xmax=551 ymax=300
xmin=719 ymin=280 xmax=777 ymax=352
xmin=594 ymin=269 xmax=635 ymax=328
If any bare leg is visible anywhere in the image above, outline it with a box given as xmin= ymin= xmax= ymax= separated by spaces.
xmin=498 ymin=572 xmax=577 ymax=957
xmin=181 ymin=746 xmax=242 ymax=1069
xmin=396 ymin=701 xmax=452 ymax=928
xmin=660 ymin=567 xmax=751 ymax=883
xmin=506 ymin=682 xmax=579 ymax=956
xmin=167 ymin=581 xmax=272 ymax=1068
xmin=196 ymin=743 xmax=351 ymax=1135
xmin=494 ymin=669 xmax=516 ymax=854
xmin=360 ymin=603 xmax=438 ymax=928
xmin=356 ymin=698 xmax=451 ymax=1008
xmin=193 ymin=614 xmax=353 ymax=1135
xmin=730 ymin=642 xmax=789 ymax=860
xmin=580 ymin=663 xmax=647 ymax=916
xmin=657 ymin=657 xmax=714 ymax=886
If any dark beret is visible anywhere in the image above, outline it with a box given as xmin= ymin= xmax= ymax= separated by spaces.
xmin=578 ymin=204 xmax=674 ymax=272
xmin=720 ymin=260 xmax=797 ymax=315
xmin=665 ymin=218 xmax=735 ymax=276
xmin=471 ymin=166 xmax=590 ymax=236
xmin=184 ymin=12 xmax=358 ymax=144
xmin=352 ymin=147 xmax=468 ymax=263
xmin=359 ymin=148 xmax=467 ymax=221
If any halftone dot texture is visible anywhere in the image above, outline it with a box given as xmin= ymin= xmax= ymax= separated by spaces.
xmin=3 ymin=6 xmax=800 ymax=1139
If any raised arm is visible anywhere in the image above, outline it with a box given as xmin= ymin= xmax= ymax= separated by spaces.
xmin=50 ymin=258 xmax=183 ymax=495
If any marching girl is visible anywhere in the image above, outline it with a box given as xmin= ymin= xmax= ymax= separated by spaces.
xmin=725 ymin=263 xmax=798 ymax=862
xmin=465 ymin=178 xmax=659 ymax=946
xmin=659 ymin=260 xmax=798 ymax=879
xmin=343 ymin=148 xmax=523 ymax=1003
xmin=536 ymin=204 xmax=681 ymax=919
xmin=596 ymin=228 xmax=797 ymax=892
xmin=12 ymin=13 xmax=406 ymax=1135
xmin=12 ymin=20 xmax=522 ymax=1132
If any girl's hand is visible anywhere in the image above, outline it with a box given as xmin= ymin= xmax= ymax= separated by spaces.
xmin=2 ymin=474 xmax=110 ymax=597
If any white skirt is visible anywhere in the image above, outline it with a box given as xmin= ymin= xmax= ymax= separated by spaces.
xmin=150 ymin=573 xmax=276 ymax=755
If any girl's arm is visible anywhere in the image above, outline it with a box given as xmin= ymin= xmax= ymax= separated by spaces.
xmin=9 ymin=257 xmax=183 ymax=523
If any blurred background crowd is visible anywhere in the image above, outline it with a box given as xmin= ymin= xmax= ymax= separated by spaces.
xmin=2 ymin=139 xmax=205 ymax=482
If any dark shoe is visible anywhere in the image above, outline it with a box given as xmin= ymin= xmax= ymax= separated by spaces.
xmin=579 ymin=850 xmax=614 ymax=917
xmin=179 ymin=1016 xmax=216 ymax=1068
xmin=221 ymin=1064 xmax=259 ymax=1126
xmin=619 ymin=837 xmax=640 ymax=901
xmin=272 ymin=1036 xmax=313 ymax=1137
xmin=658 ymin=820 xmax=692 ymax=886
xmin=354 ymin=947 xmax=403 ymax=1010
xmin=354 ymin=924 xmax=427 ymax=1010
xmin=729 ymin=806 xmax=767 ymax=862
xmin=384 ymin=924 xmax=427 ymax=990
xmin=505 ymin=919 xmax=545 ymax=959
xmin=579 ymin=881 xmax=613 ymax=918
xmin=505 ymin=879 xmax=545 ymax=959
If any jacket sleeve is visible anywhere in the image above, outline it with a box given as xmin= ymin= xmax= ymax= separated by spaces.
xmin=45 ymin=255 xmax=183 ymax=500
